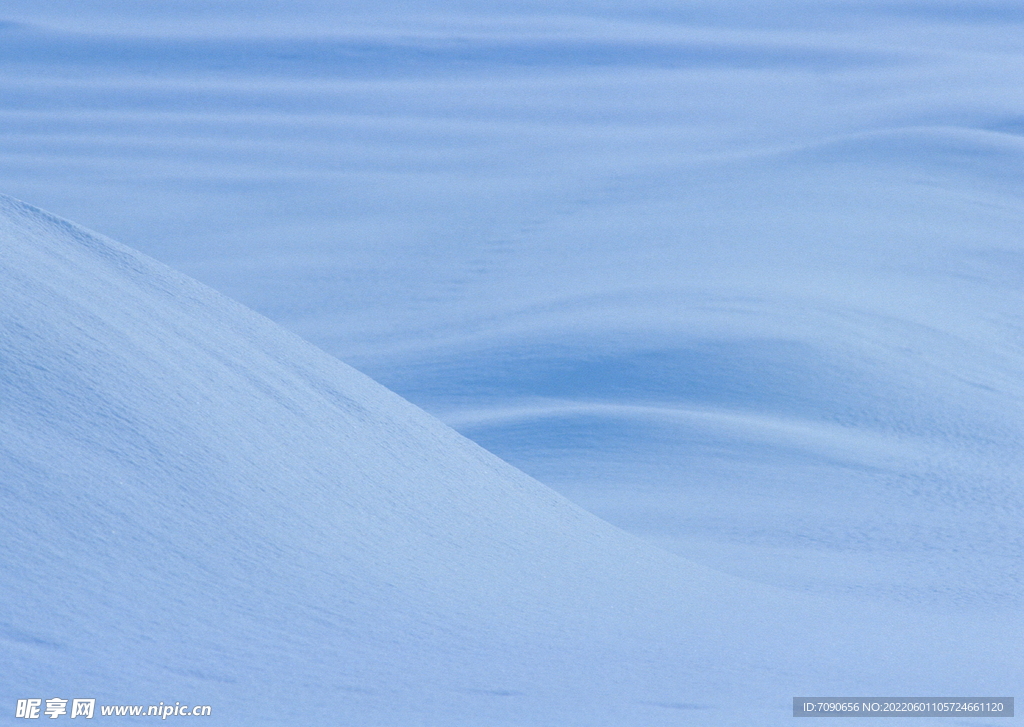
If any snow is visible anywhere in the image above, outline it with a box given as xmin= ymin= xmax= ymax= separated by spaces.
xmin=0 ymin=195 xmax=1018 ymax=725
xmin=2 ymin=1 xmax=1024 ymax=723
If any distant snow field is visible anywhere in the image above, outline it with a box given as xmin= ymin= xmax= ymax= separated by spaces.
xmin=2 ymin=1 xmax=1023 ymax=724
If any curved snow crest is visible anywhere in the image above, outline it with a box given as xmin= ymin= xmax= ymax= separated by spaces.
xmin=1 ymin=194 xmax=1019 ymax=725
xmin=775 ymin=126 xmax=1024 ymax=184
xmin=674 ymin=126 xmax=1024 ymax=189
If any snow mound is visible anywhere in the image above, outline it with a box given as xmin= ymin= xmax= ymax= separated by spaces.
xmin=0 ymin=195 xmax=1017 ymax=725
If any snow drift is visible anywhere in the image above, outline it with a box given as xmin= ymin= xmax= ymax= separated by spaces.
xmin=1 ymin=194 xmax=1018 ymax=725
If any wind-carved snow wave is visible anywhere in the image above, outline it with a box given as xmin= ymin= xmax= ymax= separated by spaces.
xmin=2 ymin=195 xmax=1020 ymax=725
xmin=361 ymin=127 xmax=1024 ymax=608
xmin=3 ymin=3 xmax=1024 ymax=723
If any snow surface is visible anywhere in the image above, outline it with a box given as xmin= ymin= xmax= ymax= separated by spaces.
xmin=2 ymin=1 xmax=1023 ymax=608
xmin=0 ymin=200 xmax=1018 ymax=725
xmin=2 ymin=1 xmax=1023 ymax=723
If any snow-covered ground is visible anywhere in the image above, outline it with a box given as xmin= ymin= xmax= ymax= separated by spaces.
xmin=1 ymin=195 xmax=1019 ymax=725
xmin=2 ymin=1 xmax=1022 ymax=723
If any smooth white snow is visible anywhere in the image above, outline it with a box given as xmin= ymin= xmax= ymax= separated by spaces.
xmin=2 ymin=1 xmax=1023 ymax=723
xmin=2 ymin=195 xmax=1018 ymax=725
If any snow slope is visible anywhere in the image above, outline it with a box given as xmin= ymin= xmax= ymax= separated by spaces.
xmin=2 ymin=1 xmax=1023 ymax=612
xmin=2 ymin=195 xmax=1019 ymax=725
